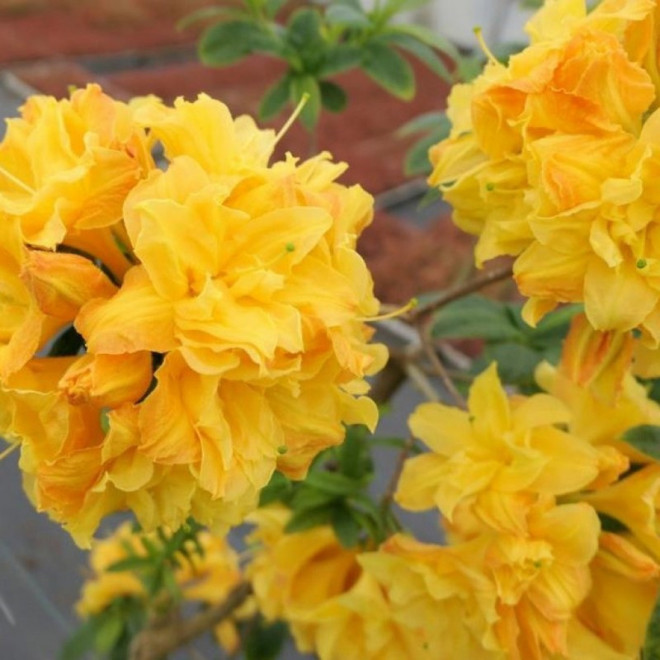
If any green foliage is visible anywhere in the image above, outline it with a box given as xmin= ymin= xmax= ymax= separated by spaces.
xmin=244 ymin=616 xmax=289 ymax=660
xmin=61 ymin=520 xmax=205 ymax=659
xmin=621 ymin=425 xmax=660 ymax=462
xmin=59 ymin=597 xmax=146 ymax=660
xmin=644 ymin=590 xmax=660 ymax=660
xmin=188 ymin=0 xmax=459 ymax=130
xmin=259 ymin=424 xmax=403 ymax=547
xmin=430 ymin=294 xmax=581 ymax=392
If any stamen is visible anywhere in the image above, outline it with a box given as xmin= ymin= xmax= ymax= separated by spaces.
xmin=473 ymin=27 xmax=499 ymax=66
xmin=274 ymin=93 xmax=309 ymax=147
xmin=0 ymin=442 xmax=19 ymax=462
xmin=362 ymin=298 xmax=418 ymax=322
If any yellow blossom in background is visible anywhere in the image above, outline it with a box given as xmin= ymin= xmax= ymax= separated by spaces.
xmin=76 ymin=522 xmax=249 ymax=654
xmin=428 ymin=0 xmax=660 ymax=341
xmin=0 ymin=85 xmax=385 ymax=545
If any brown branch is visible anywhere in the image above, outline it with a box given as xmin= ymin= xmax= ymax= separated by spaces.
xmin=129 ymin=581 xmax=252 ymax=660
xmin=407 ymin=262 xmax=514 ymax=322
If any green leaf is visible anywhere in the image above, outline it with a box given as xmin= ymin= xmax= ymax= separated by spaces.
xmin=398 ymin=111 xmax=450 ymax=137
xmin=339 ymin=425 xmax=366 ymax=478
xmin=286 ymin=8 xmax=324 ymax=53
xmin=331 ymin=506 xmax=363 ymax=547
xmin=259 ymin=470 xmax=294 ymax=506
xmin=381 ymin=32 xmax=451 ymax=81
xmin=387 ymin=23 xmax=461 ymax=61
xmin=59 ymin=617 xmax=101 ymax=660
xmin=361 ymin=42 xmax=415 ymax=100
xmin=94 ymin=612 xmax=124 ymax=654
xmin=284 ymin=503 xmax=335 ymax=533
xmin=176 ymin=6 xmax=238 ymax=31
xmin=259 ymin=75 xmax=292 ymax=120
xmin=621 ymin=425 xmax=660 ymax=461
xmin=290 ymin=485 xmax=340 ymax=511
xmin=325 ymin=3 xmax=371 ymax=28
xmin=199 ymin=20 xmax=280 ymax=66
xmin=318 ymin=44 xmax=362 ymax=77
xmin=644 ymin=590 xmax=660 ymax=660
xmin=304 ymin=470 xmax=367 ymax=496
xmin=265 ymin=0 xmax=289 ymax=18
xmin=404 ymin=132 xmax=439 ymax=176
xmin=245 ymin=617 xmax=288 ymax=660
xmin=290 ymin=74 xmax=321 ymax=130
xmin=431 ymin=295 xmax=525 ymax=342
xmin=482 ymin=342 xmax=543 ymax=388
xmin=320 ymin=80 xmax=348 ymax=113
xmin=456 ymin=53 xmax=486 ymax=82
xmin=376 ymin=0 xmax=430 ymax=23
xmin=107 ymin=556 xmax=151 ymax=573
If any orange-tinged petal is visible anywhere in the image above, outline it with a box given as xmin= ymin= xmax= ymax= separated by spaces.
xmin=76 ymin=266 xmax=177 ymax=354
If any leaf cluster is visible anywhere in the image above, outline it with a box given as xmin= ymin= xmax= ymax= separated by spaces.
xmin=430 ymin=294 xmax=581 ymax=392
xmin=60 ymin=519 xmax=204 ymax=660
xmin=259 ymin=424 xmax=403 ymax=547
xmin=59 ymin=597 xmax=146 ymax=660
xmin=186 ymin=0 xmax=460 ymax=130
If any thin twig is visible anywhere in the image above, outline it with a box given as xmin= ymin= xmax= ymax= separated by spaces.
xmin=129 ymin=582 xmax=252 ymax=660
xmin=380 ymin=434 xmax=416 ymax=510
xmin=407 ymin=262 xmax=514 ymax=322
xmin=419 ymin=321 xmax=467 ymax=409
xmin=403 ymin=360 xmax=441 ymax=402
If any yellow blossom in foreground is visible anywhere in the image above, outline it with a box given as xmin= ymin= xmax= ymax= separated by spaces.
xmin=0 ymin=87 xmax=385 ymax=543
xmin=396 ymin=363 xmax=620 ymax=535
xmin=366 ymin=496 xmax=601 ymax=660
xmin=428 ymin=0 xmax=660 ymax=340
xmin=247 ymin=506 xmax=432 ymax=660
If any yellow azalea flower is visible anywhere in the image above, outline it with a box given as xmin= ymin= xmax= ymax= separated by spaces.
xmin=360 ymin=534 xmax=503 ymax=659
xmin=58 ymin=352 xmax=152 ymax=408
xmin=576 ymin=532 xmax=660 ymax=657
xmin=485 ymin=500 xmax=600 ymax=659
xmin=583 ymin=464 xmax=660 ymax=561
xmin=0 ymin=83 xmax=153 ymax=249
xmin=247 ymin=506 xmax=434 ymax=660
xmin=0 ymin=88 xmax=384 ymax=543
xmin=0 ymin=217 xmax=61 ymax=380
xmin=428 ymin=0 xmax=660 ymax=338
xmin=396 ymin=363 xmax=616 ymax=534
xmin=536 ymin=313 xmax=660 ymax=464
xmin=366 ymin=498 xmax=601 ymax=660
xmin=21 ymin=249 xmax=117 ymax=323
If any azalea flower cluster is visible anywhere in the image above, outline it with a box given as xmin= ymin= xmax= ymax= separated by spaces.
xmin=76 ymin=314 xmax=660 ymax=659
xmin=0 ymin=84 xmax=385 ymax=546
xmin=387 ymin=314 xmax=660 ymax=659
xmin=429 ymin=0 xmax=660 ymax=342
